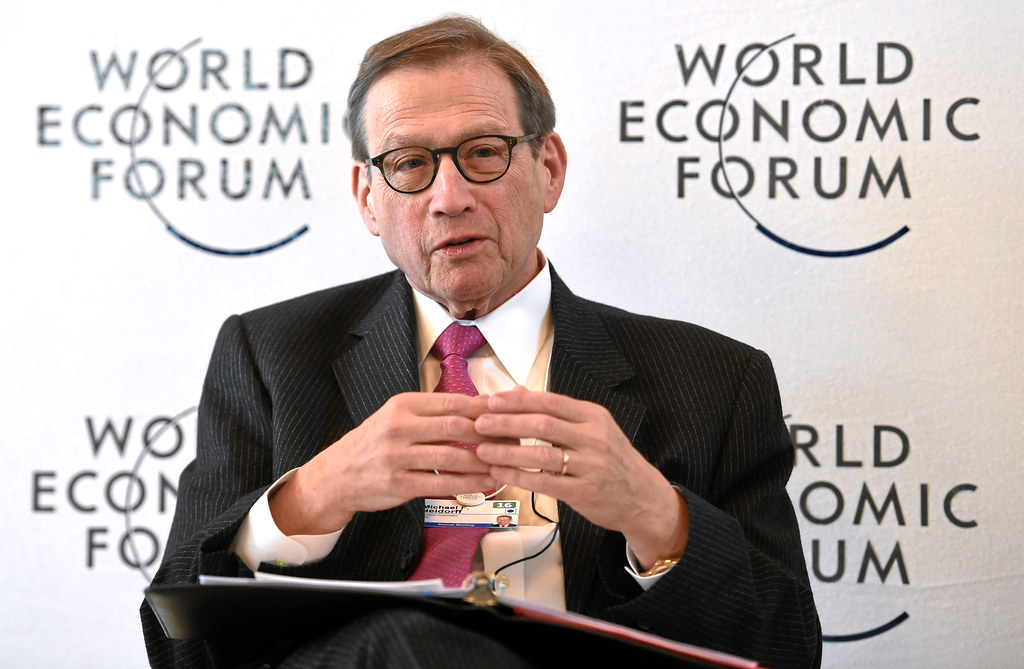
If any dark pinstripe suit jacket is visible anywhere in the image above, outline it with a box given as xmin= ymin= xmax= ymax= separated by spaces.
xmin=141 ymin=267 xmax=821 ymax=668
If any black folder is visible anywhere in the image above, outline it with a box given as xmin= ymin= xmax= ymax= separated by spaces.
xmin=145 ymin=577 xmax=759 ymax=668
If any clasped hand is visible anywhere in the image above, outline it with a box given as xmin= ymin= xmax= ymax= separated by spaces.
xmin=270 ymin=387 xmax=687 ymax=567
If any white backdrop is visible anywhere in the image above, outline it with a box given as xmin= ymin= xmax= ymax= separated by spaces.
xmin=2 ymin=1 xmax=1022 ymax=666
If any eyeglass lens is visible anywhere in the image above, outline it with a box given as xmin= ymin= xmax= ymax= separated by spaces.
xmin=380 ymin=136 xmax=514 ymax=192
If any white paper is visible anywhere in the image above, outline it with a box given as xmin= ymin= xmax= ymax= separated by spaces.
xmin=198 ymin=572 xmax=456 ymax=597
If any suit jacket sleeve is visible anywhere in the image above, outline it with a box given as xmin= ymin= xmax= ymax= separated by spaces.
xmin=140 ymin=314 xmax=278 ymax=668
xmin=544 ymin=272 xmax=823 ymax=667
xmin=596 ymin=348 xmax=820 ymax=669
xmin=141 ymin=274 xmax=425 ymax=668
xmin=544 ymin=276 xmax=819 ymax=668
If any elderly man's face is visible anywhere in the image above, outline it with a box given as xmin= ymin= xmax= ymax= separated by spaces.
xmin=353 ymin=59 xmax=566 ymax=319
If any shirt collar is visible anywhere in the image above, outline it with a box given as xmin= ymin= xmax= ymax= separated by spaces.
xmin=412 ymin=253 xmax=552 ymax=386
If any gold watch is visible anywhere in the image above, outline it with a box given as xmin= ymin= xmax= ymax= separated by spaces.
xmin=638 ymin=556 xmax=680 ymax=577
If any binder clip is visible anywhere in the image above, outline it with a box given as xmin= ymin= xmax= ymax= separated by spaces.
xmin=461 ymin=571 xmax=499 ymax=607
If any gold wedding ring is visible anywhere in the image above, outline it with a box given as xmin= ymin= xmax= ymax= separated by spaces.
xmin=558 ymin=447 xmax=569 ymax=476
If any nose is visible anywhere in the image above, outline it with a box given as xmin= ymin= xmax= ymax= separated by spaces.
xmin=428 ymin=153 xmax=475 ymax=217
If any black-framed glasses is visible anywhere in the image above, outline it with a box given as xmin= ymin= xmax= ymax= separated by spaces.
xmin=368 ymin=133 xmax=540 ymax=194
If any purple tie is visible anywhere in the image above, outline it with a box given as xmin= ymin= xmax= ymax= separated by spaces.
xmin=409 ymin=323 xmax=491 ymax=587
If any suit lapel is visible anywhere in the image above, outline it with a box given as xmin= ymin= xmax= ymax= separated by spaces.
xmin=331 ymin=272 xmax=423 ymax=529
xmin=547 ymin=268 xmax=646 ymax=612
xmin=332 ymin=272 xmax=420 ymax=423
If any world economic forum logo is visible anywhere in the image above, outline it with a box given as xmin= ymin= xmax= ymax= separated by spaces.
xmin=620 ymin=34 xmax=980 ymax=257
xmin=126 ymin=39 xmax=310 ymax=256
xmin=29 ymin=407 xmax=196 ymax=581
xmin=37 ymin=38 xmax=345 ymax=256
xmin=787 ymin=416 xmax=979 ymax=643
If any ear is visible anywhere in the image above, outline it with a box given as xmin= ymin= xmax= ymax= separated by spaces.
xmin=539 ymin=132 xmax=568 ymax=214
xmin=352 ymin=162 xmax=380 ymax=236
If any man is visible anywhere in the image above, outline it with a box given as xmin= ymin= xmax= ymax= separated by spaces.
xmin=142 ymin=15 xmax=821 ymax=669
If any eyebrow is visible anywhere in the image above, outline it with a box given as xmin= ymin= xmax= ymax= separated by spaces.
xmin=374 ymin=127 xmax=515 ymax=154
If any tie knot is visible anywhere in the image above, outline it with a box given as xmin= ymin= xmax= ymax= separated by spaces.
xmin=432 ymin=323 xmax=486 ymax=360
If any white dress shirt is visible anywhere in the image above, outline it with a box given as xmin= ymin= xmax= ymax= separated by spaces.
xmin=413 ymin=256 xmax=563 ymax=608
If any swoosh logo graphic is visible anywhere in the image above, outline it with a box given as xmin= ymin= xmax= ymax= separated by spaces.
xmin=715 ymin=34 xmax=909 ymax=257
xmin=128 ymin=38 xmax=309 ymax=256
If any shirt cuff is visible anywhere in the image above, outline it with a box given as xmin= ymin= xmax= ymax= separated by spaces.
xmin=230 ymin=468 xmax=343 ymax=571
xmin=623 ymin=543 xmax=672 ymax=591
xmin=622 ymin=483 xmax=686 ymax=590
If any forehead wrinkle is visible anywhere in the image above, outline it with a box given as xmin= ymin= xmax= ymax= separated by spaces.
xmin=366 ymin=68 xmax=519 ymax=152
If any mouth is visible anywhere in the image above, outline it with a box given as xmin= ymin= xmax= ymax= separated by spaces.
xmin=435 ymin=236 xmax=484 ymax=255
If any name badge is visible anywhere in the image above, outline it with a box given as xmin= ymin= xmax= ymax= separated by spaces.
xmin=423 ymin=499 xmax=519 ymax=528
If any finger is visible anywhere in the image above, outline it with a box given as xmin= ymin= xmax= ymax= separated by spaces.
xmin=381 ymin=471 xmax=500 ymax=505
xmin=395 ymin=392 xmax=491 ymax=418
xmin=487 ymin=388 xmax=591 ymax=422
xmin=380 ymin=409 xmax=491 ymax=448
xmin=394 ymin=443 xmax=494 ymax=474
xmin=484 ymin=464 xmax=574 ymax=500
xmin=409 ymin=470 xmax=502 ymax=499
xmin=475 ymin=442 xmax=568 ymax=473
xmin=474 ymin=411 xmax=579 ymax=448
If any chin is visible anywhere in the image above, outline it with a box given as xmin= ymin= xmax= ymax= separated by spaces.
xmin=433 ymin=274 xmax=498 ymax=303
xmin=440 ymin=288 xmax=500 ymax=319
